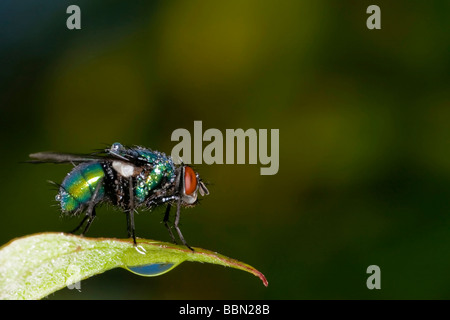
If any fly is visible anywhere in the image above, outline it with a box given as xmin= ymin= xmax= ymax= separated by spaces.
xmin=29 ymin=142 xmax=210 ymax=250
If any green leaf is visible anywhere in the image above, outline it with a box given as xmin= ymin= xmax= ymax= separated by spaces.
xmin=0 ymin=232 xmax=268 ymax=300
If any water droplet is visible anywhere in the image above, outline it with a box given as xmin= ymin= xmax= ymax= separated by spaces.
xmin=125 ymin=263 xmax=176 ymax=277
xmin=111 ymin=142 xmax=123 ymax=152
xmin=55 ymin=194 xmax=61 ymax=201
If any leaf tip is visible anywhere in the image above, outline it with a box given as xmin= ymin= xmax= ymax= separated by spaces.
xmin=255 ymin=269 xmax=269 ymax=287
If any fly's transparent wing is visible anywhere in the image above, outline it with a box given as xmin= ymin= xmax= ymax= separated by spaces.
xmin=28 ymin=152 xmax=102 ymax=164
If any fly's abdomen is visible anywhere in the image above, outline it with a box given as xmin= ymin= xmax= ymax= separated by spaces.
xmin=57 ymin=162 xmax=105 ymax=213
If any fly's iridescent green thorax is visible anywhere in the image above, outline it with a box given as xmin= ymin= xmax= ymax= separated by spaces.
xmin=111 ymin=144 xmax=176 ymax=203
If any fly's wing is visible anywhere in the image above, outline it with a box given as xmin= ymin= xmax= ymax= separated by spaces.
xmin=29 ymin=148 xmax=139 ymax=164
xmin=29 ymin=144 xmax=156 ymax=168
xmin=28 ymin=152 xmax=104 ymax=164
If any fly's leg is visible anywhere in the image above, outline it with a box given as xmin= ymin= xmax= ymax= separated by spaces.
xmin=147 ymin=195 xmax=178 ymax=244
xmin=79 ymin=179 xmax=103 ymax=236
xmin=146 ymin=194 xmax=190 ymax=249
xmin=127 ymin=176 xmax=137 ymax=245
xmin=174 ymin=197 xmax=193 ymax=251
xmin=163 ymin=204 xmax=177 ymax=244
xmin=125 ymin=210 xmax=136 ymax=245
xmin=81 ymin=207 xmax=96 ymax=235
xmin=125 ymin=212 xmax=131 ymax=237
xmin=70 ymin=215 xmax=88 ymax=234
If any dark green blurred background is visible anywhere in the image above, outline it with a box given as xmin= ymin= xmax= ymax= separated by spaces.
xmin=1 ymin=0 xmax=449 ymax=299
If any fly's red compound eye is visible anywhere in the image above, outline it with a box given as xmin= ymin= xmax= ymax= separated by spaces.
xmin=184 ymin=166 xmax=197 ymax=195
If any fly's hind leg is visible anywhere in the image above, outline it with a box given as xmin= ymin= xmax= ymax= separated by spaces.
xmin=76 ymin=178 xmax=103 ymax=237
xmin=70 ymin=214 xmax=88 ymax=234
xmin=81 ymin=207 xmax=96 ymax=235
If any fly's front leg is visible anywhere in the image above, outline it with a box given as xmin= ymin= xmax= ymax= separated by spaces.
xmin=146 ymin=194 xmax=191 ymax=249
xmin=174 ymin=197 xmax=193 ymax=251
xmin=155 ymin=195 xmax=180 ymax=244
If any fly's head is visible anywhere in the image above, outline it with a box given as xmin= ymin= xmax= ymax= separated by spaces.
xmin=176 ymin=165 xmax=209 ymax=206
